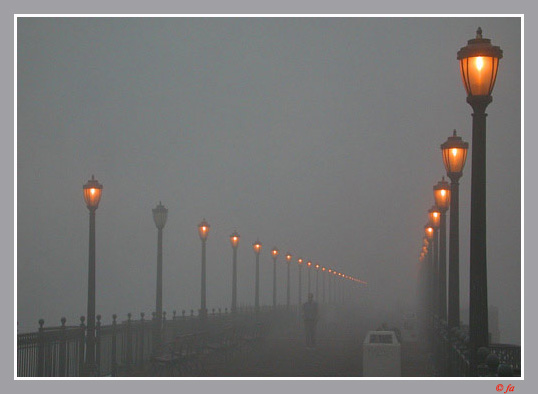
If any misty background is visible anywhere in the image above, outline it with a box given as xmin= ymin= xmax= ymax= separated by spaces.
xmin=16 ymin=17 xmax=521 ymax=344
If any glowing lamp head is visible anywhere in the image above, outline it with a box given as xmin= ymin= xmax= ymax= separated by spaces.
xmin=424 ymin=224 xmax=435 ymax=240
xmin=441 ymin=130 xmax=469 ymax=179
xmin=428 ymin=206 xmax=441 ymax=229
xmin=198 ymin=218 xmax=210 ymax=240
xmin=328 ymin=268 xmax=332 ymax=273
xmin=285 ymin=253 xmax=292 ymax=262
xmin=307 ymin=261 xmax=312 ymax=268
xmin=322 ymin=267 xmax=326 ymax=272
xmin=83 ymin=175 xmax=103 ymax=210
xmin=457 ymin=27 xmax=503 ymax=98
xmin=252 ymin=239 xmax=262 ymax=254
xmin=271 ymin=247 xmax=279 ymax=259
xmin=297 ymin=258 xmax=303 ymax=265
xmin=229 ymin=231 xmax=240 ymax=248
xmin=152 ymin=201 xmax=168 ymax=229
xmin=434 ymin=177 xmax=451 ymax=211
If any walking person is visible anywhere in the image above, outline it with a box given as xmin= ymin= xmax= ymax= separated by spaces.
xmin=303 ymin=293 xmax=319 ymax=348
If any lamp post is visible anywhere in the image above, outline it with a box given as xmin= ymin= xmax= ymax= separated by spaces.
xmin=306 ymin=261 xmax=312 ymax=295
xmin=198 ymin=219 xmax=210 ymax=320
xmin=253 ymin=239 xmax=262 ymax=313
xmin=433 ymin=178 xmax=451 ymax=322
xmin=441 ymin=130 xmax=469 ymax=330
xmin=297 ymin=258 xmax=303 ymax=305
xmin=424 ymin=224 xmax=435 ymax=321
xmin=82 ymin=175 xmax=103 ymax=376
xmin=328 ymin=269 xmax=333 ymax=304
xmin=271 ymin=247 xmax=279 ymax=309
xmin=322 ymin=267 xmax=326 ymax=304
xmin=230 ymin=231 xmax=240 ymax=314
xmin=152 ymin=201 xmax=168 ymax=353
xmin=315 ymin=264 xmax=320 ymax=301
xmin=457 ymin=28 xmax=503 ymax=364
xmin=285 ymin=253 xmax=292 ymax=309
xmin=424 ymin=224 xmax=435 ymax=351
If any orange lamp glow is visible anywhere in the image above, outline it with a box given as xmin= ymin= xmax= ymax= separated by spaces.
xmin=252 ymin=239 xmax=262 ymax=254
xmin=425 ymin=224 xmax=434 ymax=240
xmin=322 ymin=267 xmax=326 ymax=272
xmin=83 ymin=175 xmax=103 ymax=209
xmin=457 ymin=28 xmax=503 ymax=97
xmin=307 ymin=261 xmax=312 ymax=268
xmin=271 ymin=247 xmax=279 ymax=259
xmin=285 ymin=253 xmax=292 ymax=262
xmin=229 ymin=231 xmax=240 ymax=248
xmin=198 ymin=218 xmax=210 ymax=240
xmin=441 ymin=130 xmax=469 ymax=177
xmin=315 ymin=264 xmax=320 ymax=270
xmin=428 ymin=206 xmax=441 ymax=229
xmin=298 ymin=258 xmax=303 ymax=265
xmin=434 ymin=177 xmax=451 ymax=212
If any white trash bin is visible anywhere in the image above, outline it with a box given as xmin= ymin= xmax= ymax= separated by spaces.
xmin=362 ymin=331 xmax=401 ymax=377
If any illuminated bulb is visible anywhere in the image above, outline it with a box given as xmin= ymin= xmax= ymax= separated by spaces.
xmin=476 ymin=56 xmax=484 ymax=71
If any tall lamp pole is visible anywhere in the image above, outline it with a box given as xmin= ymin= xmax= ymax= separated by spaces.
xmin=230 ymin=231 xmax=240 ymax=314
xmin=152 ymin=201 xmax=168 ymax=353
xmin=307 ymin=261 xmax=312 ymax=295
xmin=315 ymin=264 xmax=320 ymax=301
xmin=441 ymin=130 xmax=469 ymax=330
xmin=285 ymin=253 xmax=292 ymax=309
xmin=198 ymin=219 xmax=210 ymax=320
xmin=457 ymin=28 xmax=503 ymax=367
xmin=434 ymin=178 xmax=451 ymax=322
xmin=253 ymin=240 xmax=262 ymax=313
xmin=328 ymin=269 xmax=333 ymax=304
xmin=82 ymin=175 xmax=103 ymax=376
xmin=424 ymin=225 xmax=435 ymax=327
xmin=297 ymin=258 xmax=303 ymax=305
xmin=322 ymin=267 xmax=326 ymax=304
xmin=271 ymin=247 xmax=279 ymax=309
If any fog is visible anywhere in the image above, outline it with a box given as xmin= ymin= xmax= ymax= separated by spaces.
xmin=17 ymin=17 xmax=520 ymax=345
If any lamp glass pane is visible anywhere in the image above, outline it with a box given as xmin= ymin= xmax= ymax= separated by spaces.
xmin=460 ymin=56 xmax=499 ymax=96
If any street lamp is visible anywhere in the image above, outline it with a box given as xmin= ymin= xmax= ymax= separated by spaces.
xmin=253 ymin=239 xmax=262 ymax=313
xmin=327 ymin=268 xmax=333 ymax=305
xmin=321 ymin=267 xmax=326 ymax=304
xmin=425 ymin=224 xmax=435 ymax=320
xmin=315 ymin=264 xmax=320 ymax=301
xmin=198 ymin=218 xmax=210 ymax=320
xmin=152 ymin=201 xmax=167 ymax=353
xmin=229 ymin=231 xmax=240 ymax=314
xmin=457 ymin=27 xmax=503 ymax=360
xmin=271 ymin=247 xmax=279 ymax=309
xmin=297 ymin=258 xmax=303 ymax=305
xmin=285 ymin=253 xmax=292 ymax=309
xmin=306 ymin=261 xmax=312 ymax=295
xmin=441 ymin=130 xmax=469 ymax=330
xmin=434 ymin=178 xmax=451 ymax=322
xmin=82 ymin=175 xmax=102 ymax=376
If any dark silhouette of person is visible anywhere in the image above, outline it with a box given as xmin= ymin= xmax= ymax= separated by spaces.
xmin=302 ymin=293 xmax=319 ymax=348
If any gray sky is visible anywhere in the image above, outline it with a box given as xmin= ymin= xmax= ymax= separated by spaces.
xmin=17 ymin=17 xmax=521 ymax=343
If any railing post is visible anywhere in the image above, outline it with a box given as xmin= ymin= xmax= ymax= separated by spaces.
xmin=78 ymin=316 xmax=85 ymax=376
xmin=37 ymin=319 xmax=45 ymax=377
xmin=138 ymin=313 xmax=145 ymax=369
xmin=59 ymin=317 xmax=67 ymax=377
xmin=111 ymin=314 xmax=117 ymax=377
xmin=126 ymin=313 xmax=133 ymax=371
xmin=95 ymin=314 xmax=101 ymax=376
